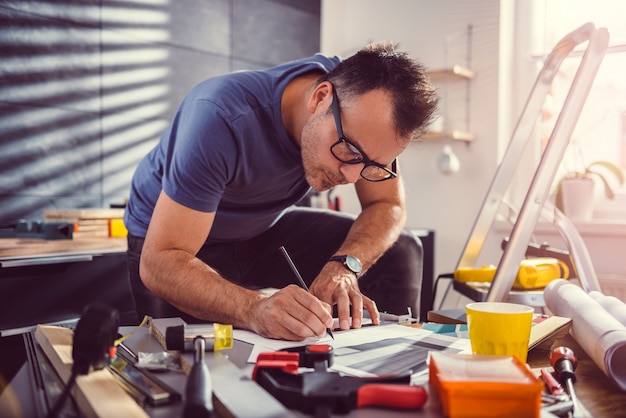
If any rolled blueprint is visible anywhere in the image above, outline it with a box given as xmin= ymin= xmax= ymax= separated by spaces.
xmin=544 ymin=279 xmax=626 ymax=391
xmin=589 ymin=291 xmax=626 ymax=327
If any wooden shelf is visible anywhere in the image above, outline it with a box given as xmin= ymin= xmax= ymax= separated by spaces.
xmin=427 ymin=65 xmax=475 ymax=80
xmin=420 ymin=130 xmax=475 ymax=142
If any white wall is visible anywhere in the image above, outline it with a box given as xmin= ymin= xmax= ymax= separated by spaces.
xmin=321 ymin=0 xmax=511 ymax=294
xmin=321 ymin=1 xmax=626 ymax=307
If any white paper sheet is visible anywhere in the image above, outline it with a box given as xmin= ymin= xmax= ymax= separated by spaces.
xmin=232 ymin=317 xmax=369 ymax=358
xmin=234 ymin=322 xmax=472 ymax=379
xmin=544 ymin=279 xmax=626 ymax=391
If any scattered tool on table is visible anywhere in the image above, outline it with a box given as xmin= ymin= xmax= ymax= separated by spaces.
xmin=551 ymin=346 xmax=581 ymax=418
xmin=253 ymin=343 xmax=427 ymax=417
xmin=540 ymin=367 xmax=567 ymax=399
xmin=47 ymin=303 xmax=120 ymax=417
xmin=0 ymin=220 xmax=74 ymax=240
xmin=540 ymin=365 xmax=572 ymax=416
xmin=166 ymin=323 xmax=233 ymax=418
xmin=165 ymin=323 xmax=233 ymax=352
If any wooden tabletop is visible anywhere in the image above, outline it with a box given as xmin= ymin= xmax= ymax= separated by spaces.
xmin=0 ymin=237 xmax=128 ymax=258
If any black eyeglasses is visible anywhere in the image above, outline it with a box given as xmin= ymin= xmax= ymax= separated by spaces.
xmin=330 ymin=84 xmax=397 ymax=182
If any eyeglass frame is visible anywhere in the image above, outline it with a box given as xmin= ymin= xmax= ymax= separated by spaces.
xmin=329 ymin=83 xmax=398 ymax=182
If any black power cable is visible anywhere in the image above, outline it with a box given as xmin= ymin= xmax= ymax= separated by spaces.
xmin=46 ymin=303 xmax=119 ymax=418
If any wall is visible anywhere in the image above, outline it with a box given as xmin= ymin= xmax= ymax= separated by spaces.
xmin=321 ymin=1 xmax=626 ymax=307
xmin=0 ymin=0 xmax=321 ymax=225
xmin=321 ymin=0 xmax=511 ymax=299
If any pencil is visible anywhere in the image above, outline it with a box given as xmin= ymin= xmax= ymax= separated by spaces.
xmin=278 ymin=246 xmax=334 ymax=340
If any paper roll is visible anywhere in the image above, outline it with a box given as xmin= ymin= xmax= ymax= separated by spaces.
xmin=589 ymin=290 xmax=626 ymax=327
xmin=544 ymin=279 xmax=626 ymax=391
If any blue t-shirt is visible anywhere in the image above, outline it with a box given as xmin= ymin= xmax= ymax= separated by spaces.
xmin=124 ymin=54 xmax=340 ymax=242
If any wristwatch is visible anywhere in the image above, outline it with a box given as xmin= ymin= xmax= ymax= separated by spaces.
xmin=328 ymin=255 xmax=362 ymax=276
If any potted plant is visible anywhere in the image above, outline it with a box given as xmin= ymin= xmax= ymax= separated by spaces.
xmin=555 ymin=161 xmax=625 ymax=221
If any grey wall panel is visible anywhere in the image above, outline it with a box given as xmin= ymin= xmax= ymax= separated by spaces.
xmin=0 ymin=102 xmax=102 ymax=195
xmin=168 ymin=0 xmax=231 ymax=55
xmin=233 ymin=0 xmax=321 ymax=65
xmin=0 ymin=7 xmax=101 ymax=114
xmin=0 ymin=0 xmax=102 ymax=25
xmin=0 ymin=0 xmax=320 ymax=225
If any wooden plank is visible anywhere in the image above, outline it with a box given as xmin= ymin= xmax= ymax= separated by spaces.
xmin=43 ymin=209 xmax=126 ymax=221
xmin=34 ymin=325 xmax=148 ymax=418
xmin=0 ymin=237 xmax=127 ymax=258
xmin=427 ymin=65 xmax=475 ymax=80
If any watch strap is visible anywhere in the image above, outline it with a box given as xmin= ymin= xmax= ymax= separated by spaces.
xmin=328 ymin=255 xmax=362 ymax=275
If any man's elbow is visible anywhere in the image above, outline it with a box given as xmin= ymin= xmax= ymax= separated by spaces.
xmin=139 ymin=252 xmax=159 ymax=291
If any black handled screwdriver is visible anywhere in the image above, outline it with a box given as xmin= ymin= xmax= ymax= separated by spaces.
xmin=550 ymin=346 xmax=581 ymax=418
xmin=183 ymin=337 xmax=213 ymax=418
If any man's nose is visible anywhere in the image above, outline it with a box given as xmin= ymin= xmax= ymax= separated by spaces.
xmin=339 ymin=163 xmax=363 ymax=183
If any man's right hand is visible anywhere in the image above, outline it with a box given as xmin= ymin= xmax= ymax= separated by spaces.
xmin=249 ymin=285 xmax=334 ymax=341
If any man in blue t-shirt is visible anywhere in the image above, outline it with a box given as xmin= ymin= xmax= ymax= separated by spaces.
xmin=124 ymin=42 xmax=437 ymax=341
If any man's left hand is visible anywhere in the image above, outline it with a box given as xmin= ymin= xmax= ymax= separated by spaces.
xmin=309 ymin=262 xmax=380 ymax=330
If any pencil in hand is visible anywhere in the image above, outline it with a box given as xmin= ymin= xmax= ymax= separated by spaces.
xmin=278 ymin=246 xmax=334 ymax=340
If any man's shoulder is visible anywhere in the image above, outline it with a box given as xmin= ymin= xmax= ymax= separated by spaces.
xmin=268 ymin=53 xmax=341 ymax=74
xmin=187 ymin=54 xmax=340 ymax=110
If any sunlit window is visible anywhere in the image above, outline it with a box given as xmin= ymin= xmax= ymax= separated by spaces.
xmin=535 ymin=0 xmax=626 ymax=174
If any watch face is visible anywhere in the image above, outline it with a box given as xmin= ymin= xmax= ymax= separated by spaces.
xmin=345 ymin=255 xmax=362 ymax=274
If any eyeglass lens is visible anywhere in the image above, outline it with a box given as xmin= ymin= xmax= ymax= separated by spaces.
xmin=331 ymin=140 xmax=395 ymax=181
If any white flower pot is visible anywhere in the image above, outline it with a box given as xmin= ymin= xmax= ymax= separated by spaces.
xmin=561 ymin=177 xmax=595 ymax=222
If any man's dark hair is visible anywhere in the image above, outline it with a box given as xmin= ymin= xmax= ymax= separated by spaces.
xmin=320 ymin=42 xmax=438 ymax=142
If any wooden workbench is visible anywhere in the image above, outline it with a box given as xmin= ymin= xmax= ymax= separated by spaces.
xmin=0 ymin=236 xmax=127 ymax=258
xmin=0 ymin=236 xmax=134 ymax=333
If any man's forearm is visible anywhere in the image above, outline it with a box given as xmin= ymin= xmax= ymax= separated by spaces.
xmin=140 ymin=249 xmax=264 ymax=329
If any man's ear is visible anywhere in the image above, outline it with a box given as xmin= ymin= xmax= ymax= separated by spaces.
xmin=306 ymin=81 xmax=332 ymax=113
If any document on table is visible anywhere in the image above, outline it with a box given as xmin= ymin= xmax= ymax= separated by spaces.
xmin=233 ymin=321 xmax=472 ymax=380
xmin=233 ymin=317 xmax=367 ymax=360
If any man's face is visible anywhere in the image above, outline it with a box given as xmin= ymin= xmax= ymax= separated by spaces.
xmin=300 ymin=86 xmax=407 ymax=192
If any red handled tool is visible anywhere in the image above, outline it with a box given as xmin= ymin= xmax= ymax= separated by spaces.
xmin=253 ymin=344 xmax=427 ymax=417
xmin=550 ymin=346 xmax=581 ymax=418
xmin=540 ymin=368 xmax=566 ymax=398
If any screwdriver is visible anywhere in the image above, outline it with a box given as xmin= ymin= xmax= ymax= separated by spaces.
xmin=550 ymin=346 xmax=582 ymax=418
xmin=183 ymin=337 xmax=213 ymax=418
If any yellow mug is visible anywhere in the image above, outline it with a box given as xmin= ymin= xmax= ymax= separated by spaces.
xmin=466 ymin=302 xmax=534 ymax=363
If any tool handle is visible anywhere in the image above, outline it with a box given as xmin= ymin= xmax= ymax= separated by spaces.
xmin=184 ymin=339 xmax=213 ymax=418
xmin=540 ymin=368 xmax=566 ymax=397
xmin=550 ymin=346 xmax=577 ymax=384
xmin=356 ymin=384 xmax=427 ymax=410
